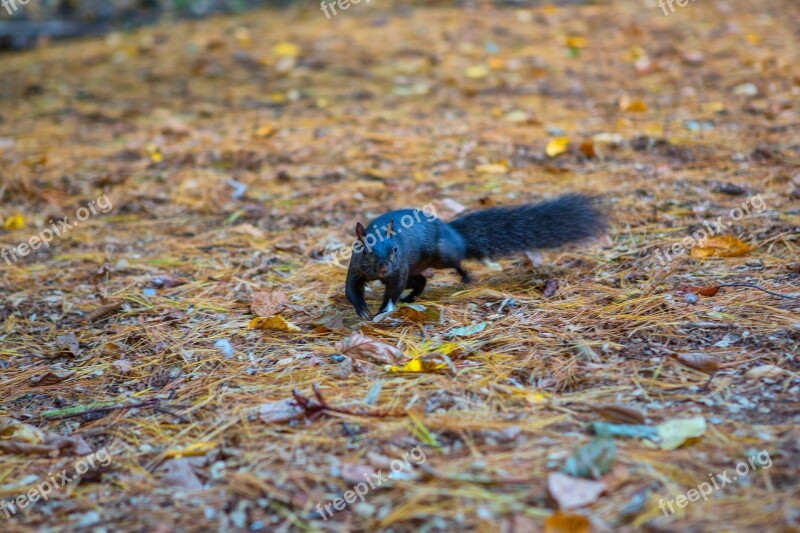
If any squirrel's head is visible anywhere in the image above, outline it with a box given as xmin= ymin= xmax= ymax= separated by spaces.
xmin=355 ymin=220 xmax=398 ymax=280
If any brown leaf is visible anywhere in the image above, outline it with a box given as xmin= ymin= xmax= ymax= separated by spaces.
xmin=55 ymin=332 xmax=81 ymax=357
xmin=30 ymin=369 xmax=76 ymax=386
xmin=152 ymin=276 xmax=190 ymax=289
xmin=591 ymin=404 xmax=646 ymax=425
xmin=548 ymin=472 xmax=606 ymax=510
xmin=336 ymin=333 xmax=407 ymax=365
xmin=542 ymin=278 xmax=559 ymax=298
xmin=84 ymin=301 xmax=124 ymax=323
xmin=258 ymin=399 xmax=304 ymax=424
xmin=159 ymin=458 xmax=204 ymax=490
xmin=251 ymin=290 xmax=288 ymax=318
xmin=544 ymin=512 xmax=591 ymax=533
xmin=673 ymin=353 xmax=720 ymax=374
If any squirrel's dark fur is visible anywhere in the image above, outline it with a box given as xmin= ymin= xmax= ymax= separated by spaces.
xmin=345 ymin=194 xmax=606 ymax=319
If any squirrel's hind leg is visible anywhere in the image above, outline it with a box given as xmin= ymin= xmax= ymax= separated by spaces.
xmin=400 ymin=274 xmax=427 ymax=303
xmin=456 ymin=266 xmax=471 ymax=284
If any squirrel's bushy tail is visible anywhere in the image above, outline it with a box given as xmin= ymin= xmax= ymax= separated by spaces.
xmin=449 ymin=194 xmax=606 ymax=260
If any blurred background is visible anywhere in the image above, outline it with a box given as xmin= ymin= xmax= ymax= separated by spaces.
xmin=0 ymin=0 xmax=297 ymax=49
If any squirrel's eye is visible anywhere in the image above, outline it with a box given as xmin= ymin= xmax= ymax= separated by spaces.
xmin=392 ymin=245 xmax=398 ymax=254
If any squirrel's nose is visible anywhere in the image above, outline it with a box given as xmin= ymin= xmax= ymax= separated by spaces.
xmin=377 ymin=264 xmax=389 ymax=276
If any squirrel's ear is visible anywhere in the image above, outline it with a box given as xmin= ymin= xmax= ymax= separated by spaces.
xmin=386 ymin=220 xmax=394 ymax=235
xmin=355 ymin=222 xmax=366 ymax=241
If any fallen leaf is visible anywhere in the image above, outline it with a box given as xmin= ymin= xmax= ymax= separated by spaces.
xmin=591 ymin=404 xmax=646 ymax=425
xmin=0 ymin=417 xmax=46 ymax=444
xmin=548 ymin=472 xmax=606 ymax=510
xmin=546 ymin=137 xmax=570 ymax=157
xmin=691 ymin=235 xmax=752 ymax=258
xmin=160 ymin=458 xmax=204 ymax=490
xmin=389 ymin=358 xmax=448 ymax=373
xmin=620 ymin=94 xmax=648 ymax=112
xmin=258 ymin=399 xmax=304 ymax=423
xmin=446 ymin=322 xmax=488 ymax=338
xmin=391 ymin=303 xmax=442 ymax=324
xmin=656 ymin=417 xmax=706 ymax=450
xmin=30 ymin=369 xmax=76 ymax=386
xmin=745 ymin=365 xmax=784 ymax=379
xmin=542 ymin=278 xmax=559 ymax=298
xmin=55 ymin=332 xmax=82 ymax=357
xmin=272 ymin=41 xmax=301 ymax=57
xmin=544 ymin=512 xmax=591 ymax=533
xmin=247 ymin=315 xmax=301 ymax=332
xmin=475 ymin=163 xmax=508 ymax=174
xmin=336 ymin=333 xmax=406 ymax=365
xmin=2 ymin=214 xmax=25 ymax=230
xmin=465 ymin=64 xmax=490 ymax=78
xmin=673 ymin=352 xmax=720 ymax=374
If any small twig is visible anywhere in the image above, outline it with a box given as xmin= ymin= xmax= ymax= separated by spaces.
xmin=39 ymin=399 xmax=161 ymax=421
xmin=717 ymin=283 xmax=797 ymax=299
xmin=291 ymin=384 xmax=403 ymax=423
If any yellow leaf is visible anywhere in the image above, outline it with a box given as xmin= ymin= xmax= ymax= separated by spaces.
xmin=147 ymin=145 xmax=163 ymax=163
xmin=546 ymin=137 xmax=570 ymax=157
xmin=465 ymin=64 xmax=490 ymax=79
xmin=254 ymin=125 xmax=277 ymax=138
xmin=745 ymin=33 xmax=762 ymax=45
xmin=389 ymin=358 xmax=447 ymax=373
xmin=564 ymin=36 xmax=587 ymax=49
xmin=248 ymin=315 xmax=301 ymax=332
xmin=690 ymin=235 xmax=752 ymax=258
xmin=475 ymin=163 xmax=508 ymax=174
xmin=234 ymin=27 xmax=252 ymax=48
xmin=272 ymin=41 xmax=301 ymax=57
xmin=620 ymin=95 xmax=648 ymax=112
xmin=165 ymin=441 xmax=218 ymax=458
xmin=2 ymin=214 xmax=25 ymax=230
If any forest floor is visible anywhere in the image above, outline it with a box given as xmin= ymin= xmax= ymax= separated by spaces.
xmin=0 ymin=0 xmax=798 ymax=531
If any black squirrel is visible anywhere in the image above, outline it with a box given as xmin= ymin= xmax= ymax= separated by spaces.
xmin=345 ymin=193 xmax=606 ymax=319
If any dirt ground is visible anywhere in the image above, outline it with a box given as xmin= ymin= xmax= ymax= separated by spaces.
xmin=0 ymin=0 xmax=798 ymax=531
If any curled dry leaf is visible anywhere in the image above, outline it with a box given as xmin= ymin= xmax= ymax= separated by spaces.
xmin=336 ymin=333 xmax=407 ymax=365
xmin=591 ymin=404 xmax=646 ymax=425
xmin=673 ymin=352 xmax=720 ymax=374
xmin=251 ymin=290 xmax=288 ymax=318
